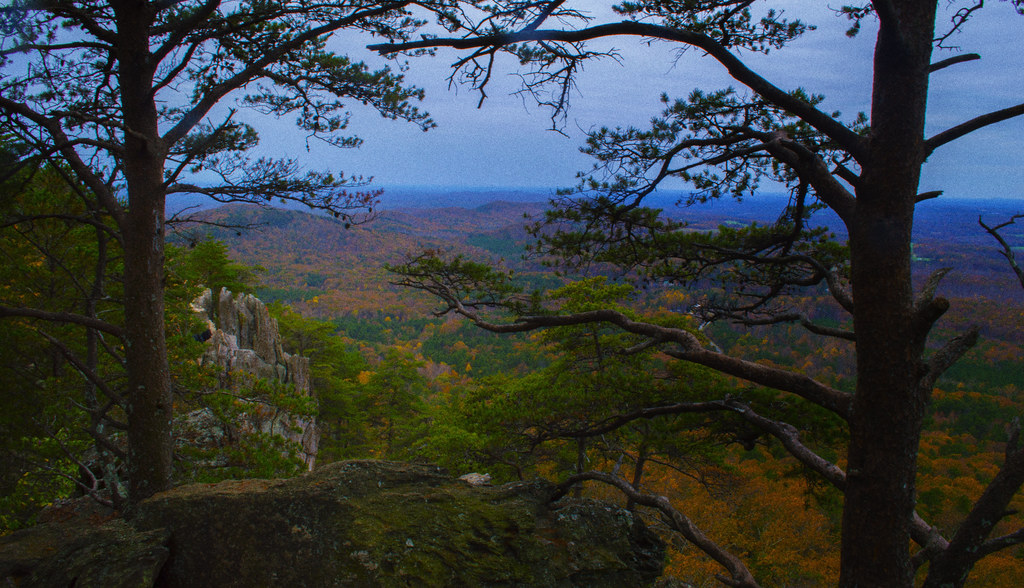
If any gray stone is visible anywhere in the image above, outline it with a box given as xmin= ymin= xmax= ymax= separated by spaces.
xmin=192 ymin=288 xmax=318 ymax=468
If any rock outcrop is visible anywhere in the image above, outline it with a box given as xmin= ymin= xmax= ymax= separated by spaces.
xmin=190 ymin=287 xmax=319 ymax=468
xmin=0 ymin=518 xmax=169 ymax=588
xmin=0 ymin=461 xmax=666 ymax=587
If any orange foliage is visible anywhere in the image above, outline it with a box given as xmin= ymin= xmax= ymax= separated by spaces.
xmin=582 ymin=449 xmax=840 ymax=586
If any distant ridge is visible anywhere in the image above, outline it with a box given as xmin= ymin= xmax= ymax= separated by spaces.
xmin=168 ymin=186 xmax=1020 ymax=219
xmin=376 ymin=186 xmax=553 ymax=209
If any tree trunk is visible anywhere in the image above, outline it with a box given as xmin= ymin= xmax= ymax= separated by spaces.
xmin=839 ymin=2 xmax=937 ymax=585
xmin=842 ymin=199 xmax=922 ymax=586
xmin=122 ymin=194 xmax=173 ymax=502
xmin=116 ymin=2 xmax=173 ymax=503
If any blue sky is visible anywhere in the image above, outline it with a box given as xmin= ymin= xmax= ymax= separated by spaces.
xmin=248 ymin=2 xmax=1023 ymax=202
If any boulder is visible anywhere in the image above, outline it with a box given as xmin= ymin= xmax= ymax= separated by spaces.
xmin=0 ymin=518 xmax=168 ymax=588
xmin=1 ymin=461 xmax=666 ymax=587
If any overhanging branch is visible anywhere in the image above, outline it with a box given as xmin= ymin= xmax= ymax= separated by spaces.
xmin=369 ymin=20 xmax=866 ymax=159
xmin=451 ymin=304 xmax=853 ymax=418
xmin=554 ymin=470 xmax=761 ymax=588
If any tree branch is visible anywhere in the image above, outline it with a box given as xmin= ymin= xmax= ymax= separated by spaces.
xmin=929 ymin=53 xmax=980 ymax=73
xmin=554 ymin=470 xmax=760 ymax=588
xmin=923 ymin=420 xmax=1024 ymax=587
xmin=726 ymin=400 xmax=848 ymax=489
xmin=545 ymin=400 xmax=734 ymax=439
xmin=454 ymin=305 xmax=853 ymax=418
xmin=0 ymin=95 xmax=126 ymax=226
xmin=369 ymin=21 xmax=867 ymax=159
xmin=924 ymin=102 xmax=1024 ymax=158
xmin=162 ymin=1 xmax=418 ymax=147
xmin=35 ymin=329 xmax=126 ymax=407
xmin=723 ymin=311 xmax=856 ymax=341
xmin=0 ymin=305 xmax=125 ymax=338
xmin=979 ymin=214 xmax=1024 ymax=290
xmin=920 ymin=327 xmax=979 ymax=391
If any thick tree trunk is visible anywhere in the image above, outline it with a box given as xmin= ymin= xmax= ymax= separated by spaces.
xmin=122 ymin=193 xmax=173 ymax=502
xmin=842 ymin=200 xmax=922 ymax=586
xmin=839 ymin=2 xmax=937 ymax=585
xmin=116 ymin=2 xmax=173 ymax=503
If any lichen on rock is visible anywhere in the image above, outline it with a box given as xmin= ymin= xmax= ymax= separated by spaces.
xmin=0 ymin=518 xmax=169 ymax=588
xmin=188 ymin=287 xmax=319 ymax=469
xmin=1 ymin=461 xmax=665 ymax=586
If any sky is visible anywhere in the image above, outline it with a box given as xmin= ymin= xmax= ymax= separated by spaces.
xmin=245 ymin=2 xmax=1024 ymax=202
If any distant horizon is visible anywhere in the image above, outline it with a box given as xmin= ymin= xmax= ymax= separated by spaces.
xmin=376 ymin=185 xmax=1024 ymax=200
xmin=167 ymin=185 xmax=1023 ymax=217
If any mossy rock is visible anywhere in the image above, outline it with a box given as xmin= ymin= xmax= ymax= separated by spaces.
xmin=0 ymin=518 xmax=168 ymax=587
xmin=134 ymin=460 xmax=664 ymax=587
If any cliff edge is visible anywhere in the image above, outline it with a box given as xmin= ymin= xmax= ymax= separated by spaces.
xmin=0 ymin=461 xmax=665 ymax=587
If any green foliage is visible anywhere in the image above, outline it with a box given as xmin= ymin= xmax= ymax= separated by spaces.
xmin=168 ymin=238 xmax=260 ymax=298
xmin=387 ymin=251 xmax=540 ymax=317
xmin=0 ymin=161 xmax=127 ymax=529
xmin=533 ymin=194 xmax=848 ymax=324
xmin=0 ymin=433 xmax=81 ymax=532
xmin=256 ymin=286 xmax=327 ymax=304
xmin=2 ymin=0 xmax=455 ymax=501
xmin=418 ymin=320 xmax=544 ymax=377
xmin=614 ymin=1 xmax=810 ymax=52
xmin=0 ymin=164 xmax=325 ymax=523
xmin=270 ymin=303 xmax=436 ymax=463
xmin=414 ymin=276 xmax=741 ymax=486
xmin=1 ymin=0 xmax=440 ymax=214
xmin=464 ymin=231 xmax=525 ymax=258
xmin=270 ymin=302 xmax=376 ymax=462
xmin=361 ymin=349 xmax=430 ymax=459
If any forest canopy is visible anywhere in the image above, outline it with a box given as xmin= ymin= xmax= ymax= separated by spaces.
xmin=2 ymin=2 xmax=1024 ymax=588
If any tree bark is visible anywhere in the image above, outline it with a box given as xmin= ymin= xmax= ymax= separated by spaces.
xmin=840 ymin=1 xmax=937 ymax=585
xmin=115 ymin=2 xmax=173 ymax=503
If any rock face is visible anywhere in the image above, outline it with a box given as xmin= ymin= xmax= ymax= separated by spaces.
xmin=191 ymin=287 xmax=319 ymax=468
xmin=0 ymin=461 xmax=666 ymax=587
xmin=0 ymin=517 xmax=169 ymax=588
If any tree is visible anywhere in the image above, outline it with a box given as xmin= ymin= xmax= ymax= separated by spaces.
xmin=0 ymin=158 xmax=129 ymax=523
xmin=1 ymin=170 xmax=302 ymax=519
xmin=376 ymin=2 xmax=1024 ymax=586
xmin=0 ymin=1 xmax=446 ymax=502
xmin=269 ymin=302 xmax=371 ymax=461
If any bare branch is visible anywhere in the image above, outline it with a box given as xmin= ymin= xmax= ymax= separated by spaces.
xmin=929 ymin=53 xmax=980 ymax=73
xmin=923 ymin=419 xmax=1024 ymax=587
xmin=980 ymin=214 xmax=1024 ymax=290
xmin=554 ymin=470 xmax=760 ymax=588
xmin=727 ymin=401 xmax=848 ymax=489
xmin=369 ymin=21 xmax=867 ymax=159
xmin=976 ymin=527 xmax=1024 ymax=559
xmin=935 ymin=1 xmax=984 ymax=49
xmin=921 ymin=327 xmax=980 ymax=391
xmin=925 ymin=102 xmax=1024 ymax=158
xmin=722 ymin=311 xmax=855 ymax=341
xmin=913 ymin=267 xmax=953 ymax=331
